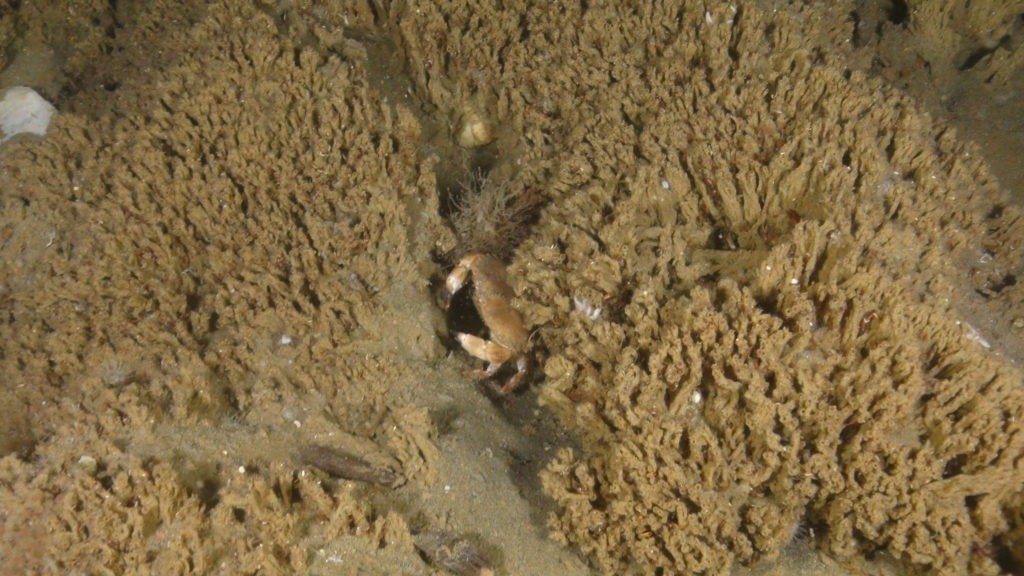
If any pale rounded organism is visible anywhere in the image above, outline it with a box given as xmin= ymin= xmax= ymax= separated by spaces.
xmin=455 ymin=108 xmax=495 ymax=148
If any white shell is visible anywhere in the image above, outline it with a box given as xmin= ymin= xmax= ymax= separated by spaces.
xmin=0 ymin=86 xmax=55 ymax=143
xmin=456 ymin=109 xmax=494 ymax=148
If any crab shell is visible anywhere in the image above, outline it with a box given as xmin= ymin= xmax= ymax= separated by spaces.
xmin=444 ymin=252 xmax=532 ymax=393
xmin=465 ymin=254 xmax=530 ymax=353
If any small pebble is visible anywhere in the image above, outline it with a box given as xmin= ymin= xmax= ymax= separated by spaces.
xmin=75 ymin=455 xmax=98 ymax=476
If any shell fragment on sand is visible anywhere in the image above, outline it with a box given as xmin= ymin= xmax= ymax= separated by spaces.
xmin=298 ymin=444 xmax=403 ymax=487
xmin=0 ymin=86 xmax=56 ymax=143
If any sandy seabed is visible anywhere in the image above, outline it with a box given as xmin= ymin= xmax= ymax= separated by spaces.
xmin=1 ymin=1 xmax=1023 ymax=575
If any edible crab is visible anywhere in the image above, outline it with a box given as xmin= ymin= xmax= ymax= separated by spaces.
xmin=442 ymin=252 xmax=531 ymax=394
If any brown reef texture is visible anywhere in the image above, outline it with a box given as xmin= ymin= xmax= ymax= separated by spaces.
xmin=391 ymin=0 xmax=1024 ymax=574
xmin=1 ymin=1 xmax=1023 ymax=576
xmin=2 ymin=1 xmax=449 ymax=574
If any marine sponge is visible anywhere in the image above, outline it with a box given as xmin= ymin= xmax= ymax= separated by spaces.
xmin=536 ymin=223 xmax=1024 ymax=574
xmin=392 ymin=0 xmax=1024 ymax=573
xmin=0 ymin=1 xmax=448 ymax=573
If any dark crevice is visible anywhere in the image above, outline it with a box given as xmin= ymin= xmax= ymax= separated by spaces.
xmin=976 ymin=273 xmax=1017 ymax=299
xmin=886 ymin=0 xmax=909 ymax=26
xmin=942 ymin=453 xmax=967 ymax=478
xmin=708 ymin=226 xmax=739 ymax=251
xmin=193 ymin=471 xmax=222 ymax=511
xmin=992 ymin=538 xmax=1020 ymax=574
xmin=959 ymin=32 xmax=1015 ymax=71
xmin=302 ymin=278 xmax=322 ymax=309
xmin=839 ymin=420 xmax=861 ymax=444
xmin=849 ymin=10 xmax=865 ymax=47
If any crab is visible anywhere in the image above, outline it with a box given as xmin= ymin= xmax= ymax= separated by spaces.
xmin=442 ymin=252 xmax=531 ymax=394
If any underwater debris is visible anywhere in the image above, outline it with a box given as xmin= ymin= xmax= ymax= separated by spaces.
xmin=449 ymin=171 xmax=542 ymax=262
xmin=0 ymin=86 xmax=55 ymax=143
xmin=298 ymin=444 xmax=402 ymax=487
xmin=572 ymin=295 xmax=603 ymax=321
xmin=413 ymin=529 xmax=496 ymax=576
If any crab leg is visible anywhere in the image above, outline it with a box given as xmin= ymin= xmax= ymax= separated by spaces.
xmin=456 ymin=333 xmax=528 ymax=394
xmin=498 ymin=357 xmax=531 ymax=395
xmin=455 ymin=333 xmax=514 ymax=366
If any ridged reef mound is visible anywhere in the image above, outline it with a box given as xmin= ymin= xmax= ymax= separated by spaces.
xmin=394 ymin=1 xmax=1024 ymax=573
xmin=1 ymin=1 xmax=1022 ymax=575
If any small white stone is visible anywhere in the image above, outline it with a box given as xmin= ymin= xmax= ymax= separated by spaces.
xmin=76 ymin=455 xmax=98 ymax=475
xmin=573 ymin=296 xmax=602 ymax=321
xmin=278 ymin=334 xmax=292 ymax=345
xmin=0 ymin=86 xmax=56 ymax=142
xmin=238 ymin=465 xmax=246 ymax=474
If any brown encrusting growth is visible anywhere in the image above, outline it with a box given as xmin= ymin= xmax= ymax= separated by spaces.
xmin=1 ymin=0 xmax=1023 ymax=575
xmin=1 ymin=1 xmax=447 ymax=573
xmin=392 ymin=0 xmax=1024 ymax=574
